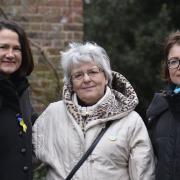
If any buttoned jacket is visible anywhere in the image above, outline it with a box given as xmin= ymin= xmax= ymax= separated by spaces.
xmin=0 ymin=76 xmax=35 ymax=180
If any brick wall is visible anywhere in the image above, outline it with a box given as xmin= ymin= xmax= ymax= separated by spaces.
xmin=0 ymin=0 xmax=83 ymax=112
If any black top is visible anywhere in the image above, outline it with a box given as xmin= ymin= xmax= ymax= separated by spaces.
xmin=147 ymin=85 xmax=180 ymax=180
xmin=0 ymin=74 xmax=36 ymax=180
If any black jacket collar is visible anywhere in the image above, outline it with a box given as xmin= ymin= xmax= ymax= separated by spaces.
xmin=147 ymin=93 xmax=169 ymax=121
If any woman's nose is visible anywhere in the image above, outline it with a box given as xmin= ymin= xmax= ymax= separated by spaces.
xmin=6 ymin=49 xmax=15 ymax=57
xmin=83 ymin=73 xmax=91 ymax=81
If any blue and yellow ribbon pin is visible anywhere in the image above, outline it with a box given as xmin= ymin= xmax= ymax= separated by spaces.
xmin=17 ymin=114 xmax=27 ymax=133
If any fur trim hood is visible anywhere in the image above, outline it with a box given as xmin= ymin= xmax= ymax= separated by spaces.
xmin=63 ymin=71 xmax=138 ymax=131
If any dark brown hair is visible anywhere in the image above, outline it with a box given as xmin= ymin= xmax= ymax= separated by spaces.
xmin=0 ymin=19 xmax=34 ymax=77
xmin=162 ymin=30 xmax=180 ymax=82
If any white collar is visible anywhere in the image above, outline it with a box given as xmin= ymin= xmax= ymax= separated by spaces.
xmin=72 ymin=86 xmax=111 ymax=116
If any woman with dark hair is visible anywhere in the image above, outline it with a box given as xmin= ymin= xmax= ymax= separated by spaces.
xmin=0 ymin=19 xmax=36 ymax=180
xmin=147 ymin=31 xmax=180 ymax=180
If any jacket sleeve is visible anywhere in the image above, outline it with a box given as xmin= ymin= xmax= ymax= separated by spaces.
xmin=128 ymin=113 xmax=155 ymax=180
xmin=32 ymin=107 xmax=48 ymax=161
xmin=32 ymin=103 xmax=56 ymax=163
xmin=31 ymin=105 xmax=38 ymax=125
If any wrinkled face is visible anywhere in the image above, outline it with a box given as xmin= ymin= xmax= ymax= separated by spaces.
xmin=71 ymin=62 xmax=108 ymax=105
xmin=0 ymin=29 xmax=22 ymax=76
xmin=168 ymin=44 xmax=180 ymax=85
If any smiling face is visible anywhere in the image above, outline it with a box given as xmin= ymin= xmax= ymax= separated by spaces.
xmin=71 ymin=62 xmax=108 ymax=105
xmin=168 ymin=44 xmax=180 ymax=85
xmin=0 ymin=29 xmax=22 ymax=76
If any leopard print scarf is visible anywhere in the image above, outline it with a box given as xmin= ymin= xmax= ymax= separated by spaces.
xmin=63 ymin=71 xmax=138 ymax=132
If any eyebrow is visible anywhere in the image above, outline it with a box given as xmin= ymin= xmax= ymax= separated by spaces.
xmin=0 ymin=43 xmax=21 ymax=47
xmin=168 ymin=57 xmax=180 ymax=60
xmin=72 ymin=66 xmax=99 ymax=73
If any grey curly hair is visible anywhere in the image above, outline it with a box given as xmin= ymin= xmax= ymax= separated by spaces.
xmin=60 ymin=42 xmax=112 ymax=85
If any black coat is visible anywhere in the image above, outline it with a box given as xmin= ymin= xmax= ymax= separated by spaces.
xmin=147 ymin=90 xmax=180 ymax=180
xmin=0 ymin=74 xmax=37 ymax=180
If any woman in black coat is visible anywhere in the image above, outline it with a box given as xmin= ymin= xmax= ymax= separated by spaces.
xmin=0 ymin=19 xmax=36 ymax=180
xmin=147 ymin=31 xmax=180 ymax=180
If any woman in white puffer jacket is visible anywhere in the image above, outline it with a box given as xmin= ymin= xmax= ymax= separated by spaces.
xmin=33 ymin=42 xmax=155 ymax=180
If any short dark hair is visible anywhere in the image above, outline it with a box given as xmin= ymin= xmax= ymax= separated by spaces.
xmin=162 ymin=30 xmax=180 ymax=82
xmin=0 ymin=19 xmax=34 ymax=77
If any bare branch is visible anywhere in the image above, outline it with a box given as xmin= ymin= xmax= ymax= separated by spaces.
xmin=0 ymin=7 xmax=9 ymax=19
xmin=30 ymin=39 xmax=61 ymax=93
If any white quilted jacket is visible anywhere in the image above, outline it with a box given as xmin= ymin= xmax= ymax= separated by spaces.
xmin=33 ymin=72 xmax=155 ymax=180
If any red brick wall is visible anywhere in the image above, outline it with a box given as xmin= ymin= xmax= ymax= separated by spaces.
xmin=0 ymin=0 xmax=83 ymax=112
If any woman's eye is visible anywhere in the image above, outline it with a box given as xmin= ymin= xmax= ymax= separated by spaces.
xmin=0 ymin=45 xmax=21 ymax=52
xmin=0 ymin=46 xmax=7 ymax=49
xmin=89 ymin=70 xmax=98 ymax=75
xmin=73 ymin=73 xmax=83 ymax=79
xmin=14 ymin=47 xmax=21 ymax=51
xmin=75 ymin=73 xmax=82 ymax=78
xmin=170 ymin=60 xmax=178 ymax=65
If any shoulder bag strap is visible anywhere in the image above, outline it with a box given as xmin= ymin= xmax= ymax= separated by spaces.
xmin=65 ymin=121 xmax=112 ymax=180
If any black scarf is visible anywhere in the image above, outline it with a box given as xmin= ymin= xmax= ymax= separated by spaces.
xmin=0 ymin=73 xmax=29 ymax=112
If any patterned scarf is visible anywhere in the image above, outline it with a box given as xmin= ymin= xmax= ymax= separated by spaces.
xmin=63 ymin=71 xmax=138 ymax=132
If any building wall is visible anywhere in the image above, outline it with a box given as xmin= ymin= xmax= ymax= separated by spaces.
xmin=0 ymin=0 xmax=83 ymax=112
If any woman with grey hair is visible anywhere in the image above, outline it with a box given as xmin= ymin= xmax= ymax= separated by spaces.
xmin=33 ymin=42 xmax=155 ymax=180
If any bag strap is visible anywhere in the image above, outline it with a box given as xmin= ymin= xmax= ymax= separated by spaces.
xmin=65 ymin=121 xmax=112 ymax=180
